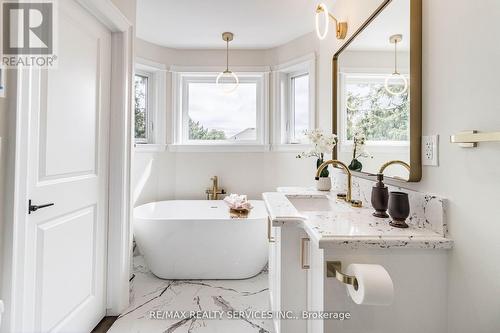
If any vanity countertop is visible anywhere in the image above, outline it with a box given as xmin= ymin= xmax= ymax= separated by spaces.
xmin=263 ymin=187 xmax=453 ymax=250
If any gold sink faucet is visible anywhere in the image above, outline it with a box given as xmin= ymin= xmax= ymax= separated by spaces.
xmin=315 ymin=160 xmax=362 ymax=208
xmin=379 ymin=160 xmax=410 ymax=174
xmin=206 ymin=176 xmax=226 ymax=200
xmin=379 ymin=160 xmax=411 ymax=181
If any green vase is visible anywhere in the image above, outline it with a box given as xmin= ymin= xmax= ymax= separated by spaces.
xmin=349 ymin=159 xmax=363 ymax=172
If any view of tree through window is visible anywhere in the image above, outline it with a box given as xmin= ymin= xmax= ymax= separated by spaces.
xmin=134 ymin=74 xmax=148 ymax=141
xmin=187 ymin=82 xmax=258 ymax=141
xmin=345 ymin=75 xmax=409 ymax=141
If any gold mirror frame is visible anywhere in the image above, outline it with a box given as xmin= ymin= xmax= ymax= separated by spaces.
xmin=332 ymin=0 xmax=422 ymax=182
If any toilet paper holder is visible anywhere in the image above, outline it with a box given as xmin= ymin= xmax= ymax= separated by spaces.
xmin=326 ymin=261 xmax=359 ymax=291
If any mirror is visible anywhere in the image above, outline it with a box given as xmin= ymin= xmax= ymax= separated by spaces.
xmin=333 ymin=0 xmax=421 ymax=181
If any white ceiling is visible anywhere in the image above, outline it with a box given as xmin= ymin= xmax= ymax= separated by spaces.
xmin=348 ymin=0 xmax=410 ymax=51
xmin=136 ymin=0 xmax=317 ymax=49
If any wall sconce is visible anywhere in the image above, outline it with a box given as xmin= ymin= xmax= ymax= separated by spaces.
xmin=315 ymin=3 xmax=348 ymax=40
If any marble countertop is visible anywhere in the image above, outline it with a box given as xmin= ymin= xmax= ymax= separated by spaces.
xmin=262 ymin=187 xmax=453 ymax=250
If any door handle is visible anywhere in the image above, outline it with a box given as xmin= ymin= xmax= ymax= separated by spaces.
xmin=28 ymin=200 xmax=54 ymax=214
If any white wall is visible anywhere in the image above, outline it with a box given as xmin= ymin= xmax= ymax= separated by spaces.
xmin=418 ymin=1 xmax=500 ymax=331
xmin=133 ymin=35 xmax=321 ymax=204
xmin=111 ymin=0 xmax=137 ymax=26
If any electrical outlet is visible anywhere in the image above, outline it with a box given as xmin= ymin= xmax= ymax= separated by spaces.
xmin=422 ymin=135 xmax=439 ymax=166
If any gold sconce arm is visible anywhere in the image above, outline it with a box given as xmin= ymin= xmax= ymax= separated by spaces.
xmin=326 ymin=261 xmax=359 ymax=291
xmin=315 ymin=5 xmax=339 ymax=23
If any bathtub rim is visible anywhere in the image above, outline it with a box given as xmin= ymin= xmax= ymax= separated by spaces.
xmin=134 ymin=199 xmax=268 ymax=221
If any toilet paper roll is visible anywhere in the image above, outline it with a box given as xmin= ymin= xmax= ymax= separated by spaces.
xmin=346 ymin=264 xmax=394 ymax=306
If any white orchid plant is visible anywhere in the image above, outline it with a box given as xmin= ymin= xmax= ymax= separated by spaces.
xmin=296 ymin=129 xmax=338 ymax=178
xmin=349 ymin=129 xmax=372 ymax=171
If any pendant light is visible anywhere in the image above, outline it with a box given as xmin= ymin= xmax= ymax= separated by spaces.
xmin=216 ymin=32 xmax=239 ymax=94
xmin=384 ymin=34 xmax=408 ymax=96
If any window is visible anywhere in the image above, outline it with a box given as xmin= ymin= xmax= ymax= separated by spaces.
xmin=134 ymin=59 xmax=167 ymax=149
xmin=134 ymin=73 xmax=149 ymax=143
xmin=274 ymin=55 xmax=316 ymax=147
xmin=340 ymin=73 xmax=409 ymax=145
xmin=176 ymin=73 xmax=267 ymax=146
xmin=290 ymin=73 xmax=310 ymax=143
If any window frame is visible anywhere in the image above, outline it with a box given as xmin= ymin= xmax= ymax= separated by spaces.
xmin=173 ymin=71 xmax=269 ymax=149
xmin=273 ymin=54 xmax=316 ymax=149
xmin=338 ymin=69 xmax=410 ymax=153
xmin=134 ymin=58 xmax=167 ymax=151
xmin=134 ymin=70 xmax=152 ymax=144
xmin=288 ymin=71 xmax=311 ymax=144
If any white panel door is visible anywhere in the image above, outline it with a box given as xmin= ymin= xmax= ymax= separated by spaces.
xmin=23 ymin=1 xmax=111 ymax=332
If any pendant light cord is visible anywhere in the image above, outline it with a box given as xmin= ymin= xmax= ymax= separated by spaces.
xmin=394 ymin=40 xmax=398 ymax=75
xmin=226 ymin=39 xmax=229 ymax=72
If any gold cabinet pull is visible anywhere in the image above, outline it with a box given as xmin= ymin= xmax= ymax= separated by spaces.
xmin=301 ymin=238 xmax=310 ymax=269
xmin=267 ymin=218 xmax=275 ymax=243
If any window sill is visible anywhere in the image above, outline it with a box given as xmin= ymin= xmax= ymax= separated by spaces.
xmin=339 ymin=142 xmax=409 ymax=154
xmin=134 ymin=144 xmax=167 ymax=153
xmin=271 ymin=144 xmax=312 ymax=152
xmin=168 ymin=144 xmax=270 ymax=153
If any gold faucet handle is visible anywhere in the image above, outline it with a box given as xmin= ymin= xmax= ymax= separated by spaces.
xmin=337 ymin=193 xmax=347 ymax=201
xmin=350 ymin=200 xmax=363 ymax=208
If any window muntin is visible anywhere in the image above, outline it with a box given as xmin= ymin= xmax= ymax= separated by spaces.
xmin=290 ymin=73 xmax=310 ymax=143
xmin=180 ymin=75 xmax=264 ymax=144
xmin=342 ymin=73 xmax=409 ymax=144
xmin=134 ymin=73 xmax=149 ymax=143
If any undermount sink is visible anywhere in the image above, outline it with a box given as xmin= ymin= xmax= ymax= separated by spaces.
xmin=286 ymin=195 xmax=339 ymax=212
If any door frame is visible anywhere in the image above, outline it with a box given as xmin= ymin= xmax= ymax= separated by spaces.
xmin=1 ymin=1 xmax=134 ymax=332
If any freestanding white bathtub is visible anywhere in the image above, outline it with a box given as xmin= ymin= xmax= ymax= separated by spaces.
xmin=134 ymin=200 xmax=269 ymax=280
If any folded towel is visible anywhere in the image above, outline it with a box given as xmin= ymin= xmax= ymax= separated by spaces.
xmin=224 ymin=194 xmax=253 ymax=211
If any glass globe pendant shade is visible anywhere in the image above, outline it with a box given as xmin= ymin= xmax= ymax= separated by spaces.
xmin=216 ymin=70 xmax=240 ymax=95
xmin=384 ymin=73 xmax=408 ymax=96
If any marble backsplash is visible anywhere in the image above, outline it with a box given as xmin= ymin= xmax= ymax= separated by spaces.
xmin=330 ymin=170 xmax=447 ymax=237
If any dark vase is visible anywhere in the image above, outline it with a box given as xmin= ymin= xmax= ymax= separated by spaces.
xmin=348 ymin=158 xmax=363 ymax=172
xmin=388 ymin=191 xmax=410 ymax=228
xmin=371 ymin=174 xmax=389 ymax=218
xmin=317 ymin=158 xmax=329 ymax=178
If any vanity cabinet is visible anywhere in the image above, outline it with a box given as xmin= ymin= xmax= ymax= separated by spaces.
xmin=313 ymin=246 xmax=448 ymax=333
xmin=264 ymin=189 xmax=452 ymax=333
xmin=268 ymin=219 xmax=310 ymax=333
xmin=270 ymin=227 xmax=448 ymax=333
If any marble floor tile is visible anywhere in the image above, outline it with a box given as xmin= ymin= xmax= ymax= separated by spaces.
xmin=108 ymin=256 xmax=275 ymax=333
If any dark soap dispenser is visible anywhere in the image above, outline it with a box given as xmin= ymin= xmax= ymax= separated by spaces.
xmin=371 ymin=173 xmax=389 ymax=218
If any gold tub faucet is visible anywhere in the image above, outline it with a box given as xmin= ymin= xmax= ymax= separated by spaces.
xmin=206 ymin=176 xmax=226 ymax=200
xmin=315 ymin=160 xmax=362 ymax=208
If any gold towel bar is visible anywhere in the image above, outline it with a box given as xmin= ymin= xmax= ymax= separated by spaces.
xmin=450 ymin=130 xmax=500 ymax=148
xmin=326 ymin=261 xmax=359 ymax=291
